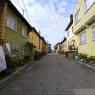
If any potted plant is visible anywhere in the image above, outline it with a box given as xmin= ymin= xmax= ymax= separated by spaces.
xmin=88 ymin=56 xmax=95 ymax=64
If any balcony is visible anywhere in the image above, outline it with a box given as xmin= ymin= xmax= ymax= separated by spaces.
xmin=74 ymin=3 xmax=95 ymax=34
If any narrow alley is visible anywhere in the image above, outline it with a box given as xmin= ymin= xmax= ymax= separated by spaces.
xmin=0 ymin=54 xmax=95 ymax=95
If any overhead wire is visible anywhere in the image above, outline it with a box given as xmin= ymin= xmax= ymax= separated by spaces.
xmin=52 ymin=0 xmax=64 ymax=29
xmin=45 ymin=0 xmax=64 ymax=32
xmin=15 ymin=0 xmax=25 ymax=15
xmin=21 ymin=0 xmax=31 ymax=24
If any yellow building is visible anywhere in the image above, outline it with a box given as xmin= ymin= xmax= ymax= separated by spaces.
xmin=55 ymin=37 xmax=67 ymax=53
xmin=41 ymin=37 xmax=48 ymax=54
xmin=28 ymin=27 xmax=45 ymax=53
xmin=65 ymin=14 xmax=78 ymax=51
xmin=73 ymin=0 xmax=95 ymax=56
xmin=28 ymin=27 xmax=40 ymax=52
xmin=0 ymin=0 xmax=32 ymax=55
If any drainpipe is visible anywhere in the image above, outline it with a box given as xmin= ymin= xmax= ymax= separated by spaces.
xmin=0 ymin=0 xmax=7 ymax=45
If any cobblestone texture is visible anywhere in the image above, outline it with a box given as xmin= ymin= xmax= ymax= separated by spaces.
xmin=1 ymin=54 xmax=95 ymax=95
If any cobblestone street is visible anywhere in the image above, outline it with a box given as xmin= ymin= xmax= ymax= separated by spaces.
xmin=1 ymin=54 xmax=95 ymax=95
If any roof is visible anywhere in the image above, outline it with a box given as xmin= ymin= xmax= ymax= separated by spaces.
xmin=65 ymin=14 xmax=73 ymax=31
xmin=41 ymin=37 xmax=47 ymax=44
xmin=60 ymin=37 xmax=67 ymax=44
xmin=32 ymin=27 xmax=41 ymax=38
xmin=56 ymin=37 xmax=67 ymax=45
xmin=31 ymin=27 xmax=47 ymax=44
xmin=6 ymin=0 xmax=33 ymax=31
xmin=5 ymin=0 xmax=47 ymax=43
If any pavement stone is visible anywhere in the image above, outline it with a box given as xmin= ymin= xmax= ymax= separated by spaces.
xmin=0 ymin=54 xmax=95 ymax=95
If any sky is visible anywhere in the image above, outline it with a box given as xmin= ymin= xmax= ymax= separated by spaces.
xmin=11 ymin=0 xmax=76 ymax=49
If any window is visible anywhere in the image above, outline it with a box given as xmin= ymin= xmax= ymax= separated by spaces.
xmin=10 ymin=42 xmax=18 ymax=55
xmin=67 ymin=31 xmax=70 ymax=37
xmin=75 ymin=9 xmax=80 ymax=23
xmin=84 ymin=0 xmax=95 ymax=11
xmin=92 ymin=25 xmax=95 ymax=40
xmin=22 ymin=28 xmax=27 ymax=37
xmin=7 ymin=16 xmax=17 ymax=31
xmin=79 ymin=32 xmax=86 ymax=44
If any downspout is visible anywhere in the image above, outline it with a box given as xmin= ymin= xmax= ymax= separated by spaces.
xmin=0 ymin=0 xmax=7 ymax=45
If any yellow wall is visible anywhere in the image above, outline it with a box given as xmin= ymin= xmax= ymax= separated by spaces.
xmin=78 ymin=22 xmax=95 ymax=56
xmin=67 ymin=34 xmax=78 ymax=51
xmin=2 ymin=5 xmax=28 ymax=55
xmin=28 ymin=31 xmax=42 ymax=52
xmin=40 ymin=39 xmax=43 ymax=52
xmin=7 ymin=7 xmax=27 ymax=33
xmin=73 ymin=0 xmax=95 ymax=56
xmin=42 ymin=41 xmax=48 ymax=53
xmin=59 ymin=41 xmax=67 ymax=52
xmin=0 ymin=2 xmax=7 ymax=44
xmin=73 ymin=0 xmax=95 ymax=33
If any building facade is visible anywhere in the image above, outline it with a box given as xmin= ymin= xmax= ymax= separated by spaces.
xmin=65 ymin=15 xmax=78 ymax=51
xmin=41 ymin=37 xmax=48 ymax=54
xmin=28 ymin=28 xmax=41 ymax=52
xmin=73 ymin=0 xmax=95 ymax=56
xmin=0 ymin=0 xmax=32 ymax=56
xmin=28 ymin=28 xmax=48 ymax=53
xmin=55 ymin=37 xmax=67 ymax=53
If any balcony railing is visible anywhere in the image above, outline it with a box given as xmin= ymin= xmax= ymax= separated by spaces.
xmin=74 ymin=3 xmax=95 ymax=34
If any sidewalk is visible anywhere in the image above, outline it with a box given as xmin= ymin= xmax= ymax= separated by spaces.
xmin=78 ymin=61 xmax=95 ymax=71
xmin=0 ymin=60 xmax=34 ymax=89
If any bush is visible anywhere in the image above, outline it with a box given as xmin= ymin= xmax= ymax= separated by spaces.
xmin=79 ymin=53 xmax=88 ymax=59
xmin=24 ymin=42 xmax=35 ymax=61
xmin=34 ymin=51 xmax=42 ymax=60
xmin=7 ymin=54 xmax=25 ymax=69
xmin=78 ymin=53 xmax=88 ymax=62
xmin=87 ymin=56 xmax=95 ymax=64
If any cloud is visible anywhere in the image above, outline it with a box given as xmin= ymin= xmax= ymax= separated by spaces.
xmin=10 ymin=0 xmax=75 ymax=48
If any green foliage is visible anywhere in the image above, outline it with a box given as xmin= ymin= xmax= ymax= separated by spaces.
xmin=79 ymin=53 xmax=88 ymax=60
xmin=88 ymin=56 xmax=95 ymax=61
xmin=6 ymin=42 xmax=36 ymax=70
xmin=24 ymin=42 xmax=35 ymax=60
xmin=34 ymin=51 xmax=42 ymax=61
xmin=87 ymin=56 xmax=95 ymax=64
xmin=78 ymin=53 xmax=95 ymax=64
xmin=7 ymin=54 xmax=25 ymax=69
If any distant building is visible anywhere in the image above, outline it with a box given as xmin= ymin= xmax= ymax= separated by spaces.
xmin=28 ymin=27 xmax=48 ymax=53
xmin=48 ymin=44 xmax=51 ymax=52
xmin=41 ymin=37 xmax=48 ymax=54
xmin=55 ymin=37 xmax=67 ymax=53
xmin=28 ymin=27 xmax=42 ymax=52
xmin=65 ymin=14 xmax=78 ymax=51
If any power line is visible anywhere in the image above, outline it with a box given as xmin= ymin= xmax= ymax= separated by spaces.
xmin=21 ymin=0 xmax=31 ymax=24
xmin=45 ymin=0 xmax=63 ymax=32
xmin=52 ymin=0 xmax=63 ymax=28
xmin=16 ymin=0 xmax=25 ymax=15
xmin=16 ymin=0 xmax=23 ymax=10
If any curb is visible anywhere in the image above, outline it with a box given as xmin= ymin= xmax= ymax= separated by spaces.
xmin=0 ymin=63 xmax=32 ymax=89
xmin=78 ymin=61 xmax=95 ymax=71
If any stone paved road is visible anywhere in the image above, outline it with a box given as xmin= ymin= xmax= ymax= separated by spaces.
xmin=1 ymin=54 xmax=95 ymax=95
